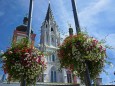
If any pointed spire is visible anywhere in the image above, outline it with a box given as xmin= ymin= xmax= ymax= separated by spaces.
xmin=45 ymin=2 xmax=53 ymax=22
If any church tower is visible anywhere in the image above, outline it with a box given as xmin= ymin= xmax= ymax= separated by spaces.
xmin=12 ymin=17 xmax=36 ymax=47
xmin=39 ymin=3 xmax=67 ymax=83
xmin=40 ymin=3 xmax=60 ymax=51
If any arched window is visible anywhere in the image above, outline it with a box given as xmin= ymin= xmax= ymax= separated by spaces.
xmin=52 ymin=37 xmax=54 ymax=42
xmin=51 ymin=67 xmax=57 ymax=82
xmin=46 ymin=32 xmax=48 ymax=43
xmin=46 ymin=24 xmax=47 ymax=28
xmin=52 ymin=54 xmax=55 ymax=61
xmin=67 ymin=71 xmax=72 ymax=83
xmin=49 ymin=55 xmax=52 ymax=62
xmin=51 ymin=27 xmax=53 ymax=31
xmin=51 ymin=37 xmax=55 ymax=46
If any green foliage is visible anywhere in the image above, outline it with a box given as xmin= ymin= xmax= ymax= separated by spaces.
xmin=2 ymin=38 xmax=46 ymax=85
xmin=58 ymin=32 xmax=107 ymax=82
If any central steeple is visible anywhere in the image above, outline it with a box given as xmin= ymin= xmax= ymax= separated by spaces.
xmin=45 ymin=3 xmax=54 ymax=22
xmin=39 ymin=1 xmax=76 ymax=83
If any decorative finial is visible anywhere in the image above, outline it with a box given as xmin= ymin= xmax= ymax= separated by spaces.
xmin=67 ymin=22 xmax=73 ymax=36
xmin=23 ymin=14 xmax=28 ymax=25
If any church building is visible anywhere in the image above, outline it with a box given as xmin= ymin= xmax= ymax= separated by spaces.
xmin=39 ymin=3 xmax=75 ymax=83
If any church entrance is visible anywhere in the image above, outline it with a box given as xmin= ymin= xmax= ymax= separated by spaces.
xmin=51 ymin=66 xmax=57 ymax=82
xmin=67 ymin=71 xmax=72 ymax=83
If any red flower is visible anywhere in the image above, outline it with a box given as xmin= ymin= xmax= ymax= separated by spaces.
xmin=36 ymin=57 xmax=41 ymax=63
xmin=99 ymin=45 xmax=103 ymax=52
xmin=41 ymin=61 xmax=45 ymax=65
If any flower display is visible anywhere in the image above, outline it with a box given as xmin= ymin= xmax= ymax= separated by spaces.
xmin=2 ymin=39 xmax=46 ymax=85
xmin=58 ymin=32 xmax=107 ymax=82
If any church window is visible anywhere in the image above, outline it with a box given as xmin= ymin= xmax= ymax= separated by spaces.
xmin=46 ymin=32 xmax=48 ymax=43
xmin=52 ymin=54 xmax=55 ymax=61
xmin=54 ymin=71 xmax=56 ymax=82
xmin=67 ymin=72 xmax=72 ymax=83
xmin=52 ymin=37 xmax=54 ymax=42
xmin=49 ymin=56 xmax=52 ymax=62
xmin=51 ymin=70 xmax=56 ymax=82
xmin=51 ymin=37 xmax=55 ymax=46
xmin=51 ymin=27 xmax=53 ymax=31
xmin=51 ymin=71 xmax=53 ymax=82
xmin=46 ymin=24 xmax=47 ymax=28
xmin=56 ymin=39 xmax=58 ymax=46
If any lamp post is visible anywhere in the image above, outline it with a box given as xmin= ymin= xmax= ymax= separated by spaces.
xmin=27 ymin=0 xmax=34 ymax=40
xmin=71 ymin=0 xmax=91 ymax=86
xmin=71 ymin=0 xmax=80 ymax=34
xmin=21 ymin=0 xmax=34 ymax=86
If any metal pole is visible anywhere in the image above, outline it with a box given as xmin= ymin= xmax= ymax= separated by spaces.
xmin=71 ymin=0 xmax=80 ymax=34
xmin=20 ymin=77 xmax=26 ymax=86
xmin=27 ymin=0 xmax=34 ymax=40
xmin=21 ymin=0 xmax=34 ymax=86
xmin=71 ymin=0 xmax=91 ymax=86
xmin=85 ymin=61 xmax=92 ymax=86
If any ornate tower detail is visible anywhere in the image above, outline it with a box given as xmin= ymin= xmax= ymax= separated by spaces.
xmin=40 ymin=3 xmax=60 ymax=51
xmin=39 ymin=3 xmax=65 ymax=83
xmin=12 ymin=17 xmax=36 ymax=47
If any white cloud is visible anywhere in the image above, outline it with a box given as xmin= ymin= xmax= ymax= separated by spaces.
xmin=79 ymin=0 xmax=110 ymax=27
xmin=52 ymin=0 xmax=75 ymax=33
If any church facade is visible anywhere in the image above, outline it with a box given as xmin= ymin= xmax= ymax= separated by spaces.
xmin=39 ymin=3 xmax=73 ymax=83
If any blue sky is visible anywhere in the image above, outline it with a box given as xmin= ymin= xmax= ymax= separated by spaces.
xmin=0 ymin=0 xmax=115 ymax=85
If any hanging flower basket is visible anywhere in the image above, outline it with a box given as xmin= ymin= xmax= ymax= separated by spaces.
xmin=57 ymin=32 xmax=107 ymax=82
xmin=2 ymin=39 xmax=46 ymax=85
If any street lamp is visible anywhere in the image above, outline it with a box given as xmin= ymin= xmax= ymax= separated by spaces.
xmin=27 ymin=0 xmax=34 ymax=40
xmin=21 ymin=0 xmax=34 ymax=86
xmin=71 ymin=0 xmax=91 ymax=86
xmin=71 ymin=0 xmax=80 ymax=34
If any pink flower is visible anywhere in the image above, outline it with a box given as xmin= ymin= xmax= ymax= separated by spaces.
xmin=99 ymin=45 xmax=103 ymax=52
xmin=103 ymin=48 xmax=106 ymax=52
xmin=41 ymin=61 xmax=44 ymax=65
xmin=36 ymin=57 xmax=41 ymax=63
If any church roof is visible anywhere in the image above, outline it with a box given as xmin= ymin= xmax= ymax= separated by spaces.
xmin=45 ymin=3 xmax=54 ymax=22
xmin=16 ymin=17 xmax=33 ymax=34
xmin=16 ymin=25 xmax=33 ymax=34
